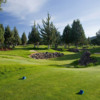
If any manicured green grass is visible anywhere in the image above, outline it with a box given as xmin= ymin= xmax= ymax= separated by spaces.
xmin=0 ymin=45 xmax=100 ymax=100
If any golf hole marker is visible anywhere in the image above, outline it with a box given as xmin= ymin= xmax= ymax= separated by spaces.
xmin=22 ymin=76 xmax=26 ymax=80
xmin=79 ymin=90 xmax=84 ymax=95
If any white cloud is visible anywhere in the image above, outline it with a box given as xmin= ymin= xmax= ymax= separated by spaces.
xmin=54 ymin=20 xmax=73 ymax=34
xmin=29 ymin=16 xmax=56 ymax=26
xmin=79 ymin=11 xmax=100 ymax=37
xmin=3 ymin=0 xmax=48 ymax=19
xmin=55 ymin=21 xmax=72 ymax=29
xmin=80 ymin=11 xmax=100 ymax=22
xmin=84 ymin=25 xmax=100 ymax=37
xmin=55 ymin=10 xmax=100 ymax=36
xmin=30 ymin=19 xmax=42 ymax=26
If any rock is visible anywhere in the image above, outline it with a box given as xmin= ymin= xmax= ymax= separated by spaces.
xmin=31 ymin=52 xmax=64 ymax=59
xmin=79 ymin=51 xmax=97 ymax=66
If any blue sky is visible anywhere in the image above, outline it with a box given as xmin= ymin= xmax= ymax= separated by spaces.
xmin=0 ymin=0 xmax=100 ymax=38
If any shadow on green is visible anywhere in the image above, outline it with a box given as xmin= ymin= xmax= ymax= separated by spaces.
xmin=52 ymin=53 xmax=81 ymax=61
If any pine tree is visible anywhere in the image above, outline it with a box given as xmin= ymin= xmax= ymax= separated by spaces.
xmin=13 ymin=27 xmax=21 ymax=47
xmin=10 ymin=30 xmax=15 ymax=48
xmin=4 ymin=25 xmax=13 ymax=48
xmin=71 ymin=19 xmax=86 ymax=48
xmin=21 ymin=32 xmax=27 ymax=45
xmin=0 ymin=24 xmax=5 ymax=48
xmin=0 ymin=24 xmax=4 ymax=32
xmin=28 ymin=22 xmax=40 ymax=48
xmin=51 ymin=25 xmax=61 ymax=49
xmin=87 ymin=37 xmax=91 ymax=45
xmin=40 ymin=13 xmax=57 ymax=49
xmin=62 ymin=25 xmax=72 ymax=48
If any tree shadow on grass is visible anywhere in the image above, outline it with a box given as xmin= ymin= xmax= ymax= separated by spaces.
xmin=51 ymin=53 xmax=81 ymax=61
xmin=49 ymin=64 xmax=74 ymax=68
xmin=76 ymin=92 xmax=83 ymax=95
xmin=49 ymin=56 xmax=100 ymax=68
xmin=68 ymin=56 xmax=100 ymax=68
xmin=14 ymin=47 xmax=34 ymax=50
xmin=14 ymin=47 xmax=48 ymax=51
xmin=18 ymin=78 xmax=23 ymax=80
xmin=89 ymin=47 xmax=100 ymax=54
xmin=93 ymin=56 xmax=100 ymax=66
xmin=33 ymin=47 xmax=48 ymax=50
xmin=50 ymin=47 xmax=100 ymax=68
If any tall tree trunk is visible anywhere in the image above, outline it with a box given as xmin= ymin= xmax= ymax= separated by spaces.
xmin=8 ymin=44 xmax=10 ymax=48
xmin=0 ymin=43 xmax=1 ymax=48
xmin=75 ymin=43 xmax=78 ymax=49
xmin=34 ymin=44 xmax=36 ymax=48
xmin=48 ymin=44 xmax=50 ymax=49
xmin=64 ymin=44 xmax=67 ymax=49
xmin=37 ymin=42 xmax=39 ymax=48
xmin=55 ymin=44 xmax=58 ymax=49
xmin=37 ymin=44 xmax=39 ymax=48
xmin=68 ymin=44 xmax=70 ymax=49
xmin=82 ymin=44 xmax=84 ymax=48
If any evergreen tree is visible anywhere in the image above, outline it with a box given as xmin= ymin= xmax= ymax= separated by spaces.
xmin=91 ymin=38 xmax=98 ymax=45
xmin=10 ymin=30 xmax=15 ymax=48
xmin=18 ymin=37 xmax=22 ymax=45
xmin=71 ymin=19 xmax=86 ymax=48
xmin=0 ymin=24 xmax=5 ymax=48
xmin=28 ymin=22 xmax=40 ymax=48
xmin=4 ymin=25 xmax=13 ymax=48
xmin=21 ymin=32 xmax=27 ymax=45
xmin=0 ymin=24 xmax=4 ymax=32
xmin=28 ymin=32 xmax=31 ymax=44
xmin=51 ymin=25 xmax=61 ymax=49
xmin=13 ymin=27 xmax=21 ymax=47
xmin=87 ymin=37 xmax=91 ymax=45
xmin=62 ymin=25 xmax=72 ymax=48
xmin=40 ymin=13 xmax=57 ymax=49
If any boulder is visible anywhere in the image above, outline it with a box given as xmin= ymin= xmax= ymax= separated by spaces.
xmin=79 ymin=51 xmax=97 ymax=66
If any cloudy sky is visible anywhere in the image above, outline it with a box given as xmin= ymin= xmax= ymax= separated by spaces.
xmin=0 ymin=0 xmax=100 ymax=37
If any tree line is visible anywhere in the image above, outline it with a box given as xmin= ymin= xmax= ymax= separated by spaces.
xmin=62 ymin=19 xmax=87 ymax=48
xmin=0 ymin=14 xmax=99 ymax=49
xmin=28 ymin=14 xmax=88 ymax=49
xmin=0 ymin=24 xmax=27 ymax=48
